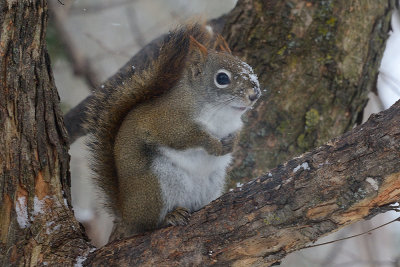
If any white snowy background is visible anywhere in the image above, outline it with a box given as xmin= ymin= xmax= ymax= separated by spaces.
xmin=51 ymin=1 xmax=400 ymax=266
xmin=378 ymin=9 xmax=400 ymax=110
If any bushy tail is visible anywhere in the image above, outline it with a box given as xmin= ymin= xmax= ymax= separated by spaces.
xmin=85 ymin=23 xmax=213 ymax=215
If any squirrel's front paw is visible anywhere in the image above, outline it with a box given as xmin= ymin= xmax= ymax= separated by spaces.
xmin=163 ymin=207 xmax=191 ymax=226
xmin=220 ymin=133 xmax=236 ymax=154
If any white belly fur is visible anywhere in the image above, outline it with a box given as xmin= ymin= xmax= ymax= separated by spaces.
xmin=152 ymin=146 xmax=232 ymax=221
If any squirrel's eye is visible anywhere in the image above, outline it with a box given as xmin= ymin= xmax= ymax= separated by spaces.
xmin=214 ymin=69 xmax=231 ymax=88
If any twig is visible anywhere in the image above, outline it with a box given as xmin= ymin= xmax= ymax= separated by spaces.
xmin=303 ymin=217 xmax=400 ymax=249
xmin=84 ymin=32 xmax=131 ymax=58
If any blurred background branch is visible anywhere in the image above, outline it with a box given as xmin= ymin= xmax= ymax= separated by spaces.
xmin=49 ymin=0 xmax=101 ymax=90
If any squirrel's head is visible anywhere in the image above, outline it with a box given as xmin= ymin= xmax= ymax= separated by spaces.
xmin=186 ymin=35 xmax=261 ymax=114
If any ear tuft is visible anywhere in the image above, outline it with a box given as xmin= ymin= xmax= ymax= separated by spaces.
xmin=188 ymin=35 xmax=209 ymax=77
xmin=214 ymin=34 xmax=232 ymax=54
xmin=189 ymin=35 xmax=208 ymax=58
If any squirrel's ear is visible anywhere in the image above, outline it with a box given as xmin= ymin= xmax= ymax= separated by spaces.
xmin=189 ymin=35 xmax=208 ymax=58
xmin=188 ymin=36 xmax=208 ymax=76
xmin=214 ymin=34 xmax=232 ymax=54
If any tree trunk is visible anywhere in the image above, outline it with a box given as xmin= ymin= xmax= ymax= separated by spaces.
xmin=225 ymin=0 xmax=395 ymax=186
xmin=0 ymin=0 xmax=398 ymax=266
xmin=0 ymin=1 xmax=91 ymax=266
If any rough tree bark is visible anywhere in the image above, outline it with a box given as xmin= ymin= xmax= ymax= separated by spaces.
xmin=225 ymin=0 xmax=395 ymax=186
xmin=85 ymin=100 xmax=400 ymax=266
xmin=0 ymin=1 xmax=92 ymax=266
xmin=0 ymin=0 xmax=399 ymax=267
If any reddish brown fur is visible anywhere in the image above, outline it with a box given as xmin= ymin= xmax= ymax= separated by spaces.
xmin=189 ymin=36 xmax=209 ymax=57
xmin=85 ymin=24 xmax=213 ymax=215
xmin=214 ymin=34 xmax=232 ymax=54
xmin=84 ymin=23 xmax=262 ymax=241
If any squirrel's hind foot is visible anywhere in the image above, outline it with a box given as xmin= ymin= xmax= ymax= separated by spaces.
xmin=163 ymin=207 xmax=191 ymax=226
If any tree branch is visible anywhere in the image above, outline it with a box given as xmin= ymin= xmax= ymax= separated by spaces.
xmin=84 ymin=100 xmax=400 ymax=266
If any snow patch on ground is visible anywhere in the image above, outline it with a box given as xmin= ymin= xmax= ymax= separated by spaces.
xmin=74 ymin=248 xmax=97 ymax=267
xmin=74 ymin=256 xmax=87 ymax=267
xmin=293 ymin=162 xmax=310 ymax=173
xmin=15 ymin=194 xmax=69 ymax=229
xmin=15 ymin=196 xmax=30 ymax=229
xmin=45 ymin=221 xmax=61 ymax=235
xmin=366 ymin=177 xmax=379 ymax=191
xmin=33 ymin=196 xmax=46 ymax=216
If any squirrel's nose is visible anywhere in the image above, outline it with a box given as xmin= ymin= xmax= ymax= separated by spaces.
xmin=249 ymin=93 xmax=258 ymax=102
xmin=248 ymin=88 xmax=261 ymax=102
